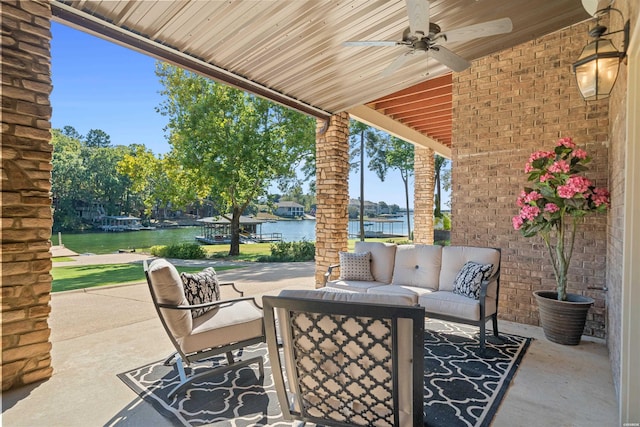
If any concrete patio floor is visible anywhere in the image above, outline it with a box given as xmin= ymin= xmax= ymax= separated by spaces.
xmin=2 ymin=256 xmax=617 ymax=426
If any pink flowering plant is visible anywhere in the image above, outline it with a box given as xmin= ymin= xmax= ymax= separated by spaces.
xmin=513 ymin=137 xmax=609 ymax=301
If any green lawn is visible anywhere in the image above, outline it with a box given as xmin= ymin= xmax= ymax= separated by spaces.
xmin=51 ymin=264 xmax=238 ymax=293
xmin=199 ymin=237 xmax=410 ymax=260
xmin=51 ymin=238 xmax=410 ymax=293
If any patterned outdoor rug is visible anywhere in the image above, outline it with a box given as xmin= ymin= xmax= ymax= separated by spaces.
xmin=118 ymin=319 xmax=530 ymax=426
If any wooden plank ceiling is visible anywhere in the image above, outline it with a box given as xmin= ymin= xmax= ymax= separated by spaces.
xmin=369 ymin=73 xmax=453 ymax=147
xmin=51 ymin=0 xmax=589 ymax=151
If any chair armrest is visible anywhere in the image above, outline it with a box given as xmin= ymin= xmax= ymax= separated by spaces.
xmin=219 ymin=282 xmax=244 ymax=297
xmin=157 ymin=296 xmax=263 ymax=311
xmin=323 ymin=263 xmax=340 ymax=286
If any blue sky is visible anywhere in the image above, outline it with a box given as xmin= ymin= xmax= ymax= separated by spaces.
xmin=51 ymin=22 xmax=449 ymax=208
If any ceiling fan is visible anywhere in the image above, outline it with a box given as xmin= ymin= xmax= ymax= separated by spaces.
xmin=343 ymin=0 xmax=513 ymax=76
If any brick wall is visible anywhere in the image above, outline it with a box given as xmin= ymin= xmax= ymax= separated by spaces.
xmin=605 ymin=0 xmax=638 ymax=401
xmin=413 ymin=146 xmax=434 ymax=244
xmin=315 ymin=113 xmax=350 ymax=285
xmin=451 ymin=21 xmax=609 ymax=337
xmin=1 ymin=0 xmax=54 ymax=390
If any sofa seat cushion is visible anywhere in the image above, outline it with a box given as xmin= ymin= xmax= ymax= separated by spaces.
xmin=367 ymin=284 xmax=434 ymax=304
xmin=391 ymin=244 xmax=442 ymax=290
xmin=326 ymin=279 xmax=385 ymax=293
xmin=180 ymin=300 xmax=263 ymax=354
xmin=418 ymin=291 xmax=497 ymax=321
xmin=355 ymin=241 xmax=397 ymax=284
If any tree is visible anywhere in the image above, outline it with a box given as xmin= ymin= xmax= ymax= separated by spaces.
xmin=116 ymin=145 xmax=191 ymax=219
xmin=349 ymin=120 xmax=380 ymax=241
xmin=156 ymin=63 xmax=315 ymax=255
xmin=434 ymin=155 xmax=450 ymax=218
xmin=61 ymin=125 xmax=83 ymax=141
xmin=369 ymin=135 xmax=414 ymax=239
xmin=84 ymin=129 xmax=111 ymax=148
xmin=51 ymin=129 xmax=86 ymax=230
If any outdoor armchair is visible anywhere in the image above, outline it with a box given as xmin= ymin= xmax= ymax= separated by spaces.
xmin=263 ymin=289 xmax=425 ymax=427
xmin=144 ymin=258 xmax=265 ymax=397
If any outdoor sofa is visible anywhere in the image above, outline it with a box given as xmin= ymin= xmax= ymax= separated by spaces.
xmin=323 ymin=242 xmax=502 ymax=351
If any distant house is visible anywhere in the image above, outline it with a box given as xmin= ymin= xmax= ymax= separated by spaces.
xmin=275 ymin=201 xmax=304 ymax=218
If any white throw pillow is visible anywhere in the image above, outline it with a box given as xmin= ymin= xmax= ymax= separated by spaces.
xmin=339 ymin=251 xmax=374 ymax=281
xmin=452 ymin=261 xmax=493 ymax=299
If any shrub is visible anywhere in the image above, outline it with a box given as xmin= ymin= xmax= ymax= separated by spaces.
xmin=442 ymin=214 xmax=451 ymax=231
xmin=150 ymin=243 xmax=206 ymax=259
xmin=291 ymin=239 xmax=315 ymax=261
xmin=258 ymin=240 xmax=315 ymax=262
xmin=270 ymin=241 xmax=292 ymax=260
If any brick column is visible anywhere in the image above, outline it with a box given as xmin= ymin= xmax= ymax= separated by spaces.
xmin=413 ymin=146 xmax=435 ymax=244
xmin=315 ymin=113 xmax=350 ymax=286
xmin=1 ymin=0 xmax=54 ymax=390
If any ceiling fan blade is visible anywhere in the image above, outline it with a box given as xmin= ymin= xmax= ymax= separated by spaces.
xmin=405 ymin=0 xmax=430 ymax=37
xmin=429 ymin=46 xmax=471 ymax=72
xmin=343 ymin=40 xmax=400 ymax=47
xmin=438 ymin=17 xmax=513 ymax=44
xmin=381 ymin=51 xmax=414 ymax=77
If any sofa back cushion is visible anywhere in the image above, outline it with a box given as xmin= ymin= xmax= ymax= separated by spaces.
xmin=392 ymin=244 xmax=443 ymax=290
xmin=354 ymin=241 xmax=397 ymax=284
xmin=439 ymin=246 xmax=500 ymax=293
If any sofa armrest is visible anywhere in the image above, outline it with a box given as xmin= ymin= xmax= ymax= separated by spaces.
xmin=479 ymin=269 xmax=501 ymax=301
xmin=323 ymin=263 xmax=340 ymax=286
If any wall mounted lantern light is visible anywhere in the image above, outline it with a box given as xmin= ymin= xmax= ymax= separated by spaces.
xmin=573 ymin=0 xmax=630 ymax=101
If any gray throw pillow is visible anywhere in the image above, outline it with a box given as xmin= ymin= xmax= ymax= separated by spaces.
xmin=180 ymin=267 xmax=220 ymax=318
xmin=452 ymin=261 xmax=493 ymax=299
xmin=339 ymin=251 xmax=374 ymax=281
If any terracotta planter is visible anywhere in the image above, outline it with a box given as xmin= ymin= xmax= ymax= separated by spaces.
xmin=533 ymin=290 xmax=594 ymax=345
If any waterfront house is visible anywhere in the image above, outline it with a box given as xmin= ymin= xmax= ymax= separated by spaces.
xmin=274 ymin=201 xmax=305 ymax=218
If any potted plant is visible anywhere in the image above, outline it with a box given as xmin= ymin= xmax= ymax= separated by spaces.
xmin=512 ymin=137 xmax=609 ymax=345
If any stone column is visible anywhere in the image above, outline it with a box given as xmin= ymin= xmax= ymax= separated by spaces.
xmin=1 ymin=0 xmax=54 ymax=390
xmin=413 ymin=146 xmax=435 ymax=244
xmin=315 ymin=112 xmax=350 ymax=286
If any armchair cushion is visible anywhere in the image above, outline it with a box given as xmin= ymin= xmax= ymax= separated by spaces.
xmin=147 ymin=258 xmax=192 ymax=338
xmin=181 ymin=268 xmax=220 ymax=318
xmin=181 ymin=300 xmax=264 ymax=354
xmin=452 ymin=261 xmax=493 ymax=300
xmin=339 ymin=251 xmax=375 ymax=281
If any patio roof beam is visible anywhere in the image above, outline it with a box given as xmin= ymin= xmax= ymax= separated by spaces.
xmin=348 ymin=105 xmax=452 ymax=158
xmin=50 ymin=1 xmax=333 ymax=122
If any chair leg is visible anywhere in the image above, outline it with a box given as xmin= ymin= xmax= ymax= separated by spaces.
xmin=167 ymin=355 xmax=264 ymax=398
xmin=163 ymin=351 xmax=179 ymax=366
xmin=492 ymin=315 xmax=499 ymax=337
xmin=175 ymin=354 xmax=188 ymax=384
xmin=226 ymin=351 xmax=234 ymax=364
xmin=479 ymin=321 xmax=486 ymax=353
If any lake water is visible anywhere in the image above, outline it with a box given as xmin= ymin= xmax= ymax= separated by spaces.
xmin=53 ymin=214 xmax=414 ymax=254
